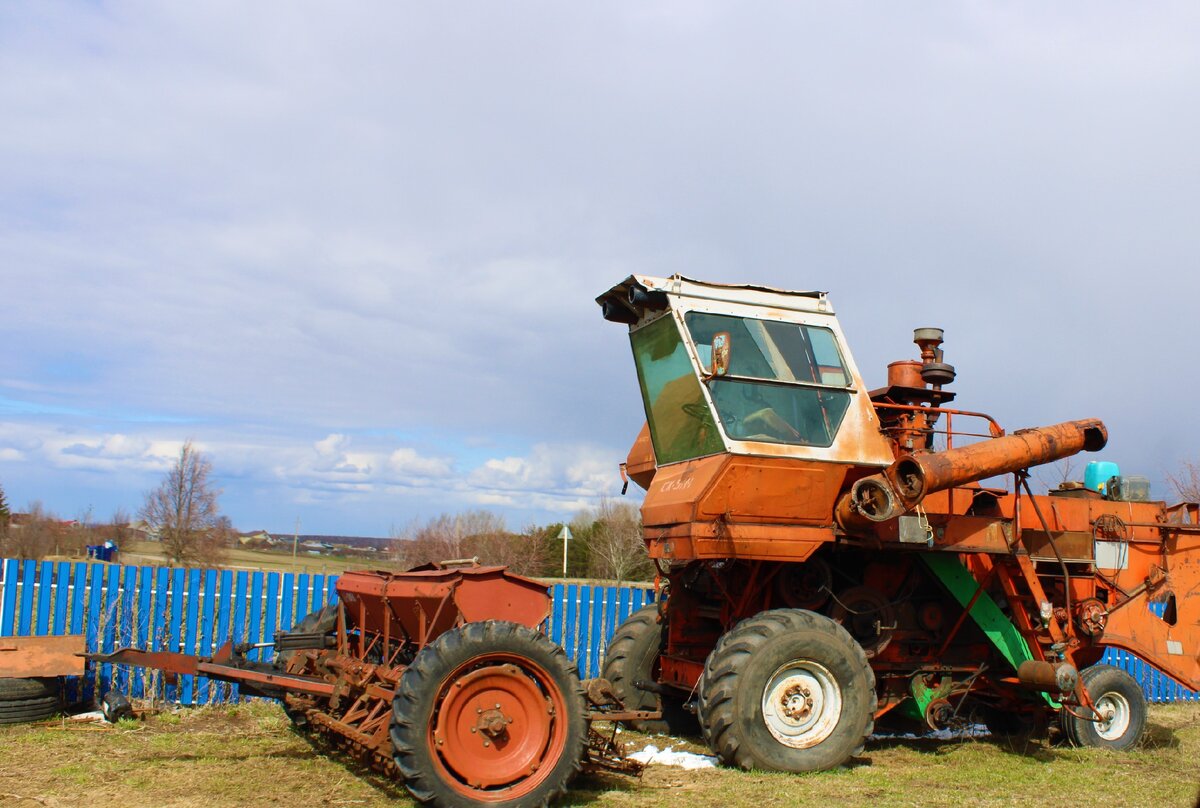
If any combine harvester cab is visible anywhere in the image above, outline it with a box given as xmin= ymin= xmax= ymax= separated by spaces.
xmin=93 ymin=563 xmax=653 ymax=808
xmin=598 ymin=274 xmax=1198 ymax=771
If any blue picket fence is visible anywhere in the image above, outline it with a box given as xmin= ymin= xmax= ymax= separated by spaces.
xmin=1099 ymin=645 xmax=1197 ymax=703
xmin=0 ymin=558 xmax=654 ymax=705
xmin=0 ymin=557 xmax=1193 ymax=706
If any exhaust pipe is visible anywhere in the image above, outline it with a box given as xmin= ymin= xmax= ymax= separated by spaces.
xmin=892 ymin=418 xmax=1107 ymax=504
xmin=838 ymin=418 xmax=1107 ymax=526
xmin=1017 ymin=660 xmax=1079 ymax=693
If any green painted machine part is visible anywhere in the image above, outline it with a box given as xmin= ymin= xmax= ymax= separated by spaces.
xmin=920 ymin=554 xmax=1056 ymax=707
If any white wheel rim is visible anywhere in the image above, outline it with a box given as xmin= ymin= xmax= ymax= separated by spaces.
xmin=761 ymin=661 xmax=842 ymax=749
xmin=1094 ymin=692 xmax=1131 ymax=741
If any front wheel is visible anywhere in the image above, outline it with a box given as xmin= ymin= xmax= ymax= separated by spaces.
xmin=698 ymin=609 xmax=876 ymax=773
xmin=390 ymin=621 xmax=588 ymax=808
xmin=1061 ymin=664 xmax=1147 ymax=750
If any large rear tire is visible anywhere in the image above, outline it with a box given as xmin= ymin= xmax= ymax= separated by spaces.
xmin=698 ymin=609 xmax=876 ymax=772
xmin=390 ymin=621 xmax=587 ymax=808
xmin=601 ymin=604 xmax=696 ymax=735
xmin=1060 ymin=664 xmax=1146 ymax=751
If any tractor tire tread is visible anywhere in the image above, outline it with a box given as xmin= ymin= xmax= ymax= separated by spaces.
xmin=0 ymin=694 xmax=61 ymax=724
xmin=0 ymin=677 xmax=58 ymax=702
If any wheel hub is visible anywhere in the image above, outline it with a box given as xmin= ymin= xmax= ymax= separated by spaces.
xmin=477 ymin=707 xmax=511 ymax=740
xmin=761 ymin=661 xmax=842 ymax=749
xmin=432 ymin=662 xmax=560 ymax=791
xmin=1094 ymin=692 xmax=1131 ymax=741
xmin=780 ymin=683 xmax=816 ymax=721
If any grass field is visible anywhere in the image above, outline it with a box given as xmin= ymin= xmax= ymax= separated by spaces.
xmin=0 ymin=702 xmax=1196 ymax=808
xmin=102 ymin=541 xmax=633 ymax=586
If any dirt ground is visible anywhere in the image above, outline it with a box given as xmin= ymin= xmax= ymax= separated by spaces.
xmin=0 ymin=702 xmax=1197 ymax=808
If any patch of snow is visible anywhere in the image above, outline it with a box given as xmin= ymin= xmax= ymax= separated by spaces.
xmin=870 ymin=723 xmax=991 ymax=741
xmin=629 ymin=744 xmax=718 ymax=770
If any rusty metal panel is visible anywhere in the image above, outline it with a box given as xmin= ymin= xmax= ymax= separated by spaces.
xmin=697 ymin=457 xmax=849 ymax=525
xmin=640 ymin=454 xmax=727 ymax=528
xmin=644 ymin=521 xmax=830 ymax=562
xmin=0 ymin=634 xmax=85 ymax=677
xmin=451 ymin=571 xmax=550 ymax=627
xmin=1021 ymin=530 xmax=1095 ymax=563
xmin=336 ymin=567 xmax=550 ymax=646
xmin=623 ymin=423 xmax=656 ymax=491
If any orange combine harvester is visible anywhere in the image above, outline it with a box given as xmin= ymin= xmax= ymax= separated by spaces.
xmin=598 ymin=274 xmax=1198 ymax=772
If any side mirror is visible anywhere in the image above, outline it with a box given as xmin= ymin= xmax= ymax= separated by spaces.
xmin=712 ymin=332 xmax=731 ymax=376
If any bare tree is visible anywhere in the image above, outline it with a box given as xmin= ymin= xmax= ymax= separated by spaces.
xmin=391 ymin=511 xmax=554 ymax=576
xmin=1167 ymin=460 xmax=1200 ymax=502
xmin=0 ymin=480 xmax=9 ymax=533
xmin=1034 ymin=457 xmax=1079 ymax=493
xmin=393 ymin=510 xmax=508 ymax=568
xmin=2 ymin=501 xmax=61 ymax=560
xmin=213 ymin=515 xmax=238 ymax=549
xmin=472 ymin=524 xmax=554 ymax=577
xmin=60 ymin=505 xmax=96 ymax=558
xmin=109 ymin=507 xmax=131 ymax=547
xmin=140 ymin=441 xmax=226 ymax=566
xmin=585 ymin=498 xmax=652 ymax=585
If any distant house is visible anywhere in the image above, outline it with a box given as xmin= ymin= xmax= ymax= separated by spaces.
xmin=8 ymin=514 xmax=77 ymax=529
xmin=237 ymin=530 xmax=274 ymax=546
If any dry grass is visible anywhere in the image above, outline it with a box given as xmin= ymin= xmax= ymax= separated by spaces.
xmin=117 ymin=539 xmax=396 ymax=576
xmin=0 ymin=703 xmax=1196 ymax=808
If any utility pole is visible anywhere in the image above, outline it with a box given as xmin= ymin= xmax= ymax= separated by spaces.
xmin=558 ymin=525 xmax=572 ymax=577
xmin=293 ymin=517 xmax=300 ymax=561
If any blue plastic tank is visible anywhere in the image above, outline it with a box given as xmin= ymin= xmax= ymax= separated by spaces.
xmin=1084 ymin=461 xmax=1120 ymax=494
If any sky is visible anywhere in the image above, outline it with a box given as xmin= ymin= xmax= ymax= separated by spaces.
xmin=2 ymin=3 xmax=1199 ymax=536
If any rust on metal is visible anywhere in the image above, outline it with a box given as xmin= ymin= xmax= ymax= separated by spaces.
xmin=75 ymin=560 xmax=664 ymax=806
xmin=1016 ymin=660 xmax=1079 ymax=693
xmin=0 ymin=634 xmax=86 ymax=677
xmin=335 ymin=566 xmax=550 ymax=649
xmin=596 ymin=272 xmax=1199 ymax=761
xmin=891 ymin=419 xmax=1109 ymax=504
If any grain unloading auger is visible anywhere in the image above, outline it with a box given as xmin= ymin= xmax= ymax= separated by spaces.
xmin=90 ymin=564 xmax=655 ymax=807
xmin=598 ymin=274 xmax=1199 ymax=771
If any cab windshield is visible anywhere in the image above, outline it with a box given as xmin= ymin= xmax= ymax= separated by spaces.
xmin=685 ymin=312 xmax=852 ymax=447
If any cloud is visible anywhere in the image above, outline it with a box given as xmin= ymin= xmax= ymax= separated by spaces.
xmin=389 ymin=448 xmax=453 ymax=479
xmin=38 ymin=431 xmax=180 ymax=473
xmin=0 ymin=415 xmax=626 ymax=530
xmin=467 ymin=443 xmax=624 ymax=512
xmin=314 ymin=434 xmax=347 ymax=457
xmin=1 ymin=4 xmax=1198 ymax=531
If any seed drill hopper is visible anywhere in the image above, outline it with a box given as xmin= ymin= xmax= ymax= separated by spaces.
xmin=597 ymin=274 xmax=1198 ymax=771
